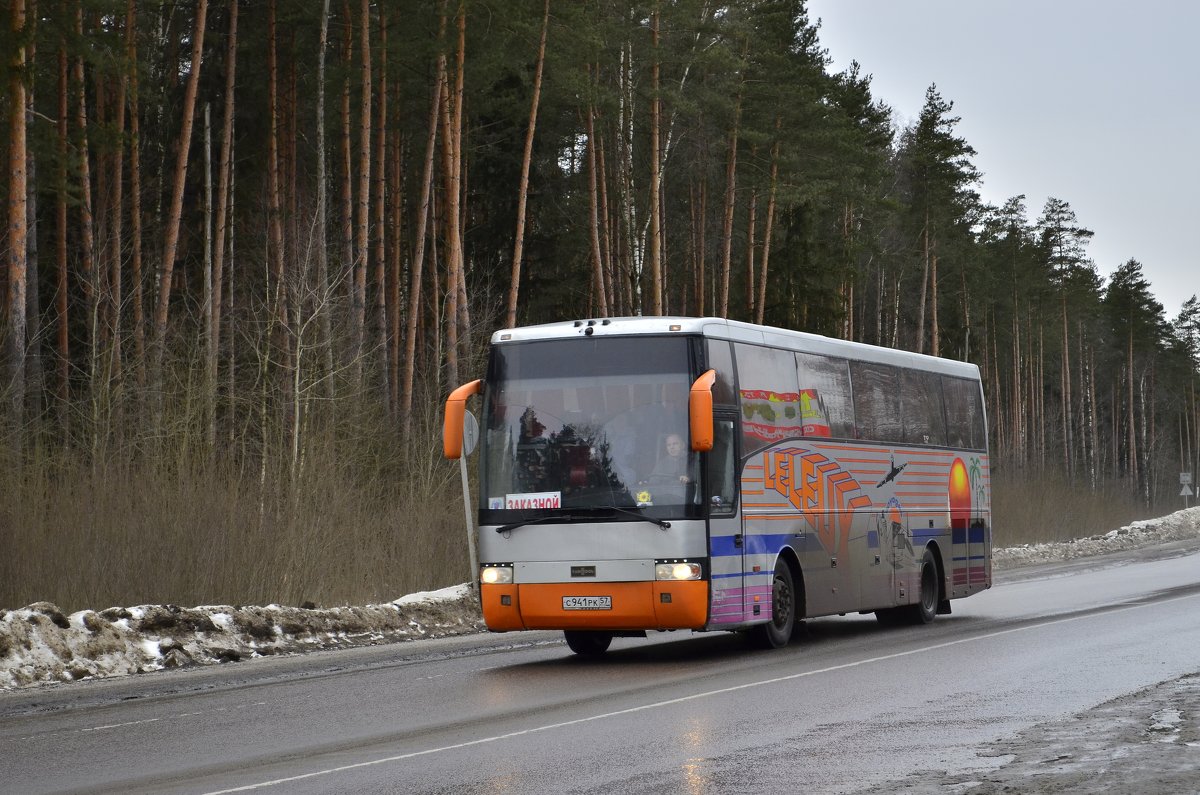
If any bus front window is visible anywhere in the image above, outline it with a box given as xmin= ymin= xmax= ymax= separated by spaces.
xmin=479 ymin=337 xmax=699 ymax=519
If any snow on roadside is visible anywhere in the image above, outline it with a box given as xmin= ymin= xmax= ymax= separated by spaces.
xmin=0 ymin=586 xmax=483 ymax=690
xmin=4 ymin=509 xmax=1199 ymax=691
xmin=992 ymin=505 xmax=1200 ymax=567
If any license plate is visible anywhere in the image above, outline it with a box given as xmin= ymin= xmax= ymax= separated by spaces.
xmin=562 ymin=596 xmax=612 ymax=611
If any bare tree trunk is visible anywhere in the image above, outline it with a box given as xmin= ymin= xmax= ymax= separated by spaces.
xmin=745 ymin=181 xmax=757 ymax=321
xmin=127 ymin=13 xmax=145 ymax=392
xmin=585 ymin=101 xmax=608 ymax=317
xmin=202 ymin=105 xmax=214 ymax=447
xmin=1010 ymin=301 xmax=1022 ymax=461
xmin=374 ymin=10 xmax=389 ymax=405
xmin=647 ymin=7 xmax=663 ymax=315
xmin=960 ymin=267 xmax=970 ymax=360
xmin=916 ymin=212 xmax=929 ymax=354
xmin=211 ymin=0 xmax=238 ymax=422
xmin=150 ymin=0 xmax=207 ymax=398
xmin=1061 ymin=292 xmax=1073 ymax=479
xmin=1127 ymin=330 xmax=1137 ymax=486
xmin=439 ymin=3 xmax=466 ymax=387
xmin=55 ymin=39 xmax=69 ymax=406
xmin=452 ymin=5 xmax=469 ymax=360
xmin=504 ymin=0 xmax=549 ymax=329
xmin=616 ymin=38 xmax=640 ymax=314
xmin=106 ymin=0 xmax=134 ymax=389
xmin=388 ymin=128 xmax=403 ymax=417
xmin=930 ymin=248 xmax=939 ymax=356
xmin=339 ymin=0 xmax=354 ymax=356
xmin=23 ymin=1 xmax=42 ymax=422
xmin=596 ymin=128 xmax=615 ymax=316
xmin=6 ymin=0 xmax=29 ymax=437
xmin=74 ymin=4 xmax=97 ymax=389
xmin=401 ymin=75 xmax=441 ymax=437
xmin=350 ymin=0 xmax=372 ymax=389
xmin=716 ymin=64 xmax=743 ymax=318
xmin=755 ymin=145 xmax=777 ymax=327
xmin=265 ymin=0 xmax=288 ymax=396
xmin=315 ymin=0 xmax=332 ymax=399
xmin=1037 ymin=321 xmax=1046 ymax=470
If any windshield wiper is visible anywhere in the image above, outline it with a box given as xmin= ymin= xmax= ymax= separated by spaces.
xmin=495 ymin=507 xmax=670 ymax=533
xmin=603 ymin=505 xmax=671 ymax=529
xmin=495 ymin=513 xmax=578 ymax=534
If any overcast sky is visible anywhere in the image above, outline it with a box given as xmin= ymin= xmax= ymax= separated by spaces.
xmin=807 ymin=0 xmax=1198 ymax=321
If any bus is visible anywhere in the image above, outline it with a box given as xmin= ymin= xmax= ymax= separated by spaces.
xmin=444 ymin=317 xmax=991 ymax=655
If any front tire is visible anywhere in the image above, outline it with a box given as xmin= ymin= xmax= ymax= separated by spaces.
xmin=564 ymin=630 xmax=613 ymax=656
xmin=909 ymin=547 xmax=940 ymax=624
xmin=749 ymin=559 xmax=796 ymax=649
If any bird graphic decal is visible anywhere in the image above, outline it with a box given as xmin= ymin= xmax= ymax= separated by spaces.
xmin=876 ymin=454 xmax=908 ymax=488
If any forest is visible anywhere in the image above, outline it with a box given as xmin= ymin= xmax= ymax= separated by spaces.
xmin=2 ymin=0 xmax=1199 ymax=612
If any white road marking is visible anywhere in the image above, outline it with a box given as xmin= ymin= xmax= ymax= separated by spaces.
xmin=17 ymin=701 xmax=268 ymax=741
xmin=201 ymin=591 xmax=1200 ymax=794
xmin=83 ymin=717 xmax=162 ymax=732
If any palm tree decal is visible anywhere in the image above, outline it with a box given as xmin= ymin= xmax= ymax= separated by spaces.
xmin=968 ymin=456 xmax=985 ymax=507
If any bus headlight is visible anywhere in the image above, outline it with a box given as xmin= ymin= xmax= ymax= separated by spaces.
xmin=655 ymin=562 xmax=702 ymax=581
xmin=480 ymin=565 xmax=514 ymax=585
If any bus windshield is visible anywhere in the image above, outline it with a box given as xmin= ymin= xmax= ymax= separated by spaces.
xmin=480 ymin=336 xmax=699 ymax=520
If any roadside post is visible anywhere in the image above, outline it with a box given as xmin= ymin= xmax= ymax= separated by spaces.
xmin=460 ymin=411 xmax=480 ymax=591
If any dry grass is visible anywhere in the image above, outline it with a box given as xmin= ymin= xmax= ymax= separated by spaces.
xmin=991 ymin=468 xmax=1158 ymax=547
xmin=0 ymin=399 xmax=469 ymax=614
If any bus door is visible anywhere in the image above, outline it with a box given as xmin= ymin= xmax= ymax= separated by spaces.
xmin=706 ymin=416 xmax=745 ymax=626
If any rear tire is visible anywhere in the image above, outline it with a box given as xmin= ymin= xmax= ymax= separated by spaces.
xmin=564 ymin=630 xmax=613 ymax=656
xmin=749 ymin=559 xmax=796 ymax=649
xmin=909 ymin=548 xmax=939 ymax=624
xmin=875 ymin=548 xmax=940 ymax=626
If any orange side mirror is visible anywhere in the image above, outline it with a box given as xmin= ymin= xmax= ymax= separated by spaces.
xmin=443 ymin=379 xmax=483 ymax=459
xmin=689 ymin=369 xmax=716 ymax=452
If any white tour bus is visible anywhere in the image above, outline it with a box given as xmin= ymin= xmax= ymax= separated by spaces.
xmin=444 ymin=317 xmax=991 ymax=655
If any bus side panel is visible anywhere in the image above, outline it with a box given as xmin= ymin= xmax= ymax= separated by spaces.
xmin=743 ymin=445 xmax=871 ymax=618
xmin=754 ymin=441 xmax=992 ymax=613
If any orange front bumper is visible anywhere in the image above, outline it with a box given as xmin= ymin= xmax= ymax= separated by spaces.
xmin=481 ymin=580 xmax=708 ymax=632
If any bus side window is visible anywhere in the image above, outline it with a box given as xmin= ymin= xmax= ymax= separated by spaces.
xmin=708 ymin=419 xmax=737 ymax=515
xmin=942 ymin=376 xmax=986 ymax=450
xmin=795 ymin=352 xmax=854 ymax=438
xmin=850 ymin=361 xmax=902 ymax=444
xmin=902 ymin=370 xmax=947 ymax=446
xmin=705 ymin=339 xmax=738 ymax=405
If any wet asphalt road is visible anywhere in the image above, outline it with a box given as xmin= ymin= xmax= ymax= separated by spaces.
xmin=3 ymin=542 xmax=1199 ymax=794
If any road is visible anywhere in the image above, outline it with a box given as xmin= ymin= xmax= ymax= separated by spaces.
xmin=3 ymin=541 xmax=1199 ymax=794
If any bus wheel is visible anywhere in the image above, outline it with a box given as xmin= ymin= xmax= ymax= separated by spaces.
xmin=750 ymin=559 xmax=795 ymax=649
xmin=564 ymin=630 xmax=613 ymax=656
xmin=909 ymin=548 xmax=939 ymax=624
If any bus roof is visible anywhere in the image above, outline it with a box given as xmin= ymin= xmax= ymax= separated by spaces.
xmin=490 ymin=317 xmax=981 ymax=380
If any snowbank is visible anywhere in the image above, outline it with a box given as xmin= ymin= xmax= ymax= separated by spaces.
xmin=4 ymin=508 xmax=1199 ymax=691
xmin=0 ymin=586 xmax=482 ymax=690
xmin=992 ymin=506 xmax=1200 ymax=567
